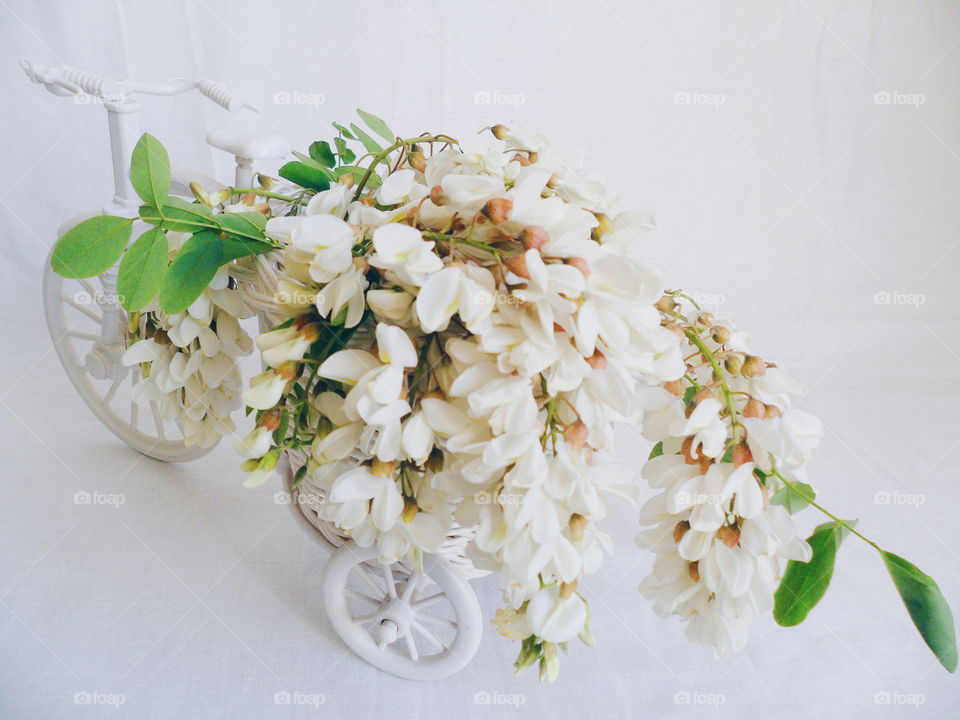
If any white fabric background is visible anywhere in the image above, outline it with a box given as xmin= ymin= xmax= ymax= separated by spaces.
xmin=1 ymin=1 xmax=959 ymax=718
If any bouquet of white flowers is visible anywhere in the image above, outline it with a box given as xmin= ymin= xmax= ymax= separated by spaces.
xmin=50 ymin=111 xmax=956 ymax=680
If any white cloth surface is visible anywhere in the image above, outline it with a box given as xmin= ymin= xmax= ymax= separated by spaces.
xmin=1 ymin=0 xmax=959 ymax=718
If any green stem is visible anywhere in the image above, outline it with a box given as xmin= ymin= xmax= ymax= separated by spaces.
xmin=349 ymin=134 xmax=457 ymax=209
xmin=683 ymin=328 xmax=740 ymax=436
xmin=774 ymin=470 xmax=881 ymax=552
xmin=231 ymin=188 xmax=299 ymax=202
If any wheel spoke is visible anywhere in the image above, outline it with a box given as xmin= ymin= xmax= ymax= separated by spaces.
xmin=415 ymin=613 xmax=457 ymax=630
xmin=344 ymin=589 xmax=381 ymax=607
xmin=412 ymin=621 xmax=447 ymax=652
xmin=150 ymin=402 xmax=165 ymax=438
xmin=103 ymin=376 xmax=122 ymax=404
xmin=353 ymin=566 xmax=386 ymax=598
xmin=404 ymin=632 xmax=419 ymax=661
xmin=60 ymin=294 xmax=101 ymax=323
xmin=400 ymin=573 xmax=422 ymax=601
xmin=411 ymin=592 xmax=444 ymax=610
xmin=66 ymin=330 xmax=99 ymax=342
xmin=382 ymin=565 xmax=400 ymax=598
xmin=79 ymin=278 xmax=98 ymax=296
xmin=352 ymin=611 xmax=379 ymax=625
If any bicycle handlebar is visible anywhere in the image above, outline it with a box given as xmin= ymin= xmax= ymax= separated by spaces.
xmin=20 ymin=59 xmax=257 ymax=113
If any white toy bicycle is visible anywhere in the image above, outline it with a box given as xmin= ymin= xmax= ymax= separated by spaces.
xmin=24 ymin=60 xmax=485 ymax=681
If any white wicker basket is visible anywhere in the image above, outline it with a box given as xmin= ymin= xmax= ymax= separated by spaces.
xmin=233 ymin=253 xmax=488 ymax=581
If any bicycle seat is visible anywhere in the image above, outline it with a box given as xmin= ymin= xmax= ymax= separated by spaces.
xmin=206 ymin=128 xmax=291 ymax=160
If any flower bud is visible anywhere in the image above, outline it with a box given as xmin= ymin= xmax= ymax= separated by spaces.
xmin=743 ymin=398 xmax=765 ymax=418
xmin=764 ymin=404 xmax=783 ymax=419
xmin=664 ymin=379 xmax=684 ymax=396
xmin=564 ymin=257 xmax=591 ymax=277
xmin=371 ymin=459 xmax=396 ymax=478
xmin=673 ymin=520 xmax=691 ymax=543
xmin=688 ymin=561 xmax=700 ymax=582
xmin=259 ymin=408 xmax=282 ymax=432
xmin=724 ymin=355 xmax=743 ymax=374
xmin=559 ymin=580 xmax=578 ymax=599
xmin=590 ymin=213 xmax=614 ymax=241
xmin=402 ymin=496 xmax=419 ymax=524
xmin=563 ymin=420 xmax=589 ymax=450
xmin=299 ymin=322 xmax=322 ymax=343
xmin=717 ymin=525 xmax=741 ymax=548
xmin=429 ymin=185 xmax=447 ymax=206
xmin=655 ymin=295 xmax=677 ymax=314
xmin=481 ymin=197 xmax=513 ymax=225
xmin=711 ymin=326 xmax=730 ymax=345
xmin=546 ymin=173 xmax=560 ymax=189
xmin=506 ymin=253 xmax=530 ymax=279
xmin=491 ymin=124 xmax=509 ymax=140
xmin=732 ymin=442 xmax=753 ymax=467
xmin=569 ymin=513 xmax=587 ymax=541
xmin=425 ymin=447 xmax=445 ymax=474
xmin=586 ymin=351 xmax=607 ymax=370
xmin=741 ymin=355 xmax=766 ymax=377
xmin=277 ymin=361 xmax=299 ymax=381
xmin=520 ymin=226 xmax=549 ymax=250
xmin=408 ymin=148 xmax=426 ymax=173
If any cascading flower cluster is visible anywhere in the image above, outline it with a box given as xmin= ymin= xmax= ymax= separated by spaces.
xmin=122 ymin=209 xmax=257 ymax=447
xmin=635 ymin=296 xmax=823 ymax=656
xmin=52 ymin=116 xmax=955 ymax=681
xmin=235 ymin=122 xmax=686 ymax=677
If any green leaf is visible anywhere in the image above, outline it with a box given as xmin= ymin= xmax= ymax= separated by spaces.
xmin=218 ymin=211 xmax=267 ymax=241
xmin=882 ymin=551 xmax=958 ymax=672
xmin=130 ymin=133 xmax=170 ymax=209
xmin=334 ymin=136 xmax=356 ymax=164
xmin=774 ymin=520 xmax=855 ymax=627
xmin=51 ymin=215 xmax=133 ymax=278
xmin=350 ymin=123 xmax=384 ymax=154
xmin=648 ymin=441 xmax=663 ymax=460
xmin=681 ymin=386 xmax=697 ymax=405
xmin=158 ymin=230 xmax=223 ymax=314
xmin=771 ymin=481 xmax=816 ymax=514
xmin=332 ymin=122 xmax=355 ymax=140
xmin=278 ymin=161 xmax=331 ymax=191
xmin=293 ymin=464 xmax=308 ymax=487
xmin=292 ymin=151 xmax=337 ymax=178
xmin=272 ymin=411 xmax=290 ymax=445
xmin=218 ymin=235 xmax=273 ymax=262
xmin=117 ymin=228 xmax=168 ymax=311
xmin=140 ymin=197 xmax=221 ymax=233
xmin=356 ymin=109 xmax=394 ymax=144
xmin=309 ymin=140 xmax=336 ymax=168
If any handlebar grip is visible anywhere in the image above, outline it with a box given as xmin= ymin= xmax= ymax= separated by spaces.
xmin=196 ymin=79 xmax=242 ymax=113
xmin=57 ymin=65 xmax=111 ymax=97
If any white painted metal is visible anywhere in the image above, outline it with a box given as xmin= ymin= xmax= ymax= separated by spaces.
xmin=323 ymin=540 xmax=483 ymax=680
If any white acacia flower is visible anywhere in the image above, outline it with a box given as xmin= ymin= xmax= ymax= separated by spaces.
xmin=368 ymin=224 xmax=443 ymax=286
xmin=525 ymin=585 xmax=587 ymax=643
xmin=415 ymin=263 xmax=496 ymax=333
xmin=234 ymin=425 xmax=273 ymax=459
xmin=329 ymin=465 xmax=403 ymax=532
